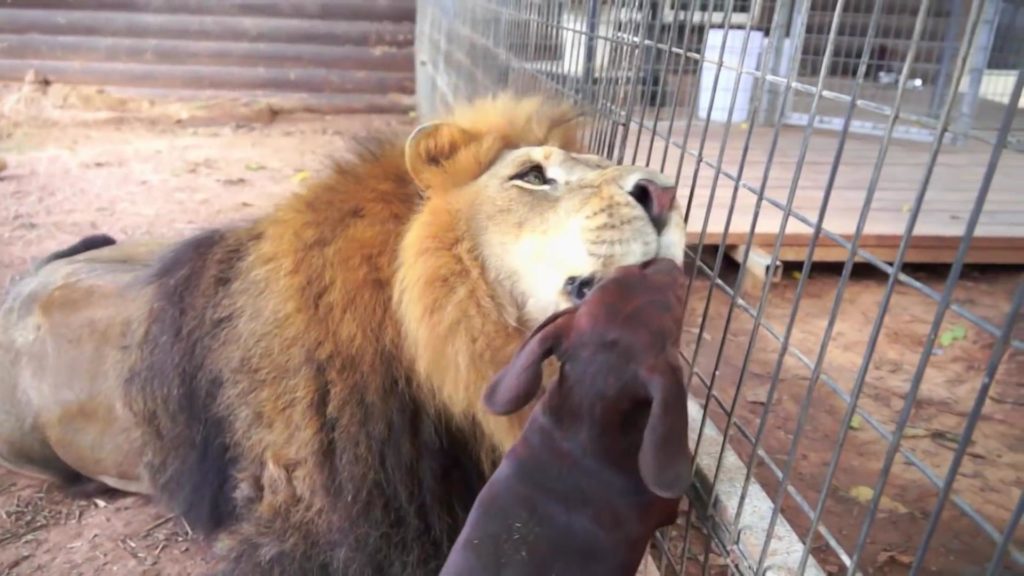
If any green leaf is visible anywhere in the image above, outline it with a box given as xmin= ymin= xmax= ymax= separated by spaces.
xmin=903 ymin=426 xmax=930 ymax=438
xmin=938 ymin=325 xmax=967 ymax=348
xmin=849 ymin=414 xmax=864 ymax=430
xmin=931 ymin=430 xmax=962 ymax=444
xmin=848 ymin=485 xmax=908 ymax=514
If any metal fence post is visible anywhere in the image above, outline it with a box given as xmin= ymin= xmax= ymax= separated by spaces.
xmin=930 ymin=0 xmax=966 ymax=119
xmin=759 ymin=0 xmax=795 ymax=126
xmin=953 ymin=0 xmax=1003 ymax=144
xmin=582 ymin=0 xmax=600 ymax=103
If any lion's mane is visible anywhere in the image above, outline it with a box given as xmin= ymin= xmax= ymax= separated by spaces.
xmin=123 ymin=95 xmax=582 ymax=574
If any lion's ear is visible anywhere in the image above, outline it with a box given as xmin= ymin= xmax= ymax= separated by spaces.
xmin=405 ymin=121 xmax=478 ymax=192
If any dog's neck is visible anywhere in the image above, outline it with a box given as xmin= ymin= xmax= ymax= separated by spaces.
xmin=513 ymin=397 xmax=652 ymax=499
xmin=540 ymin=357 xmax=651 ymax=465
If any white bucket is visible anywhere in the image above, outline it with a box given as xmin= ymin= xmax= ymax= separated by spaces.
xmin=698 ymin=28 xmax=764 ymax=123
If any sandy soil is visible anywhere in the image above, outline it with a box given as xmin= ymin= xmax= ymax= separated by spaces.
xmin=1 ymin=80 xmax=1021 ymax=576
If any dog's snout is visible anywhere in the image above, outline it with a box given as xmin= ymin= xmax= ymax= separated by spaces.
xmin=643 ymin=258 xmax=685 ymax=285
xmin=629 ymin=179 xmax=677 ymax=233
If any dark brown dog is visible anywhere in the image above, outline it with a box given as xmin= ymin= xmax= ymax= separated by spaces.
xmin=440 ymin=257 xmax=692 ymax=576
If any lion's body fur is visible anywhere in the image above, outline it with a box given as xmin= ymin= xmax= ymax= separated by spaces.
xmin=0 ymin=95 xmax=686 ymax=574
xmin=123 ymin=98 xmax=587 ymax=572
xmin=125 ymin=137 xmax=500 ymax=574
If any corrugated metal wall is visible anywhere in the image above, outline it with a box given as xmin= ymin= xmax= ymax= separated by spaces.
xmin=0 ymin=0 xmax=416 ymax=112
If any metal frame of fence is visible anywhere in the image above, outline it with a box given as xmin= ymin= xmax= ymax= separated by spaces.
xmin=415 ymin=0 xmax=1023 ymax=574
xmin=780 ymin=0 xmax=1024 ymax=147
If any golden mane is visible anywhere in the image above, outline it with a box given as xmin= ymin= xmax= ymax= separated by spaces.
xmin=125 ymin=93 xmax=589 ymax=573
xmin=396 ymin=93 xmax=587 ymax=458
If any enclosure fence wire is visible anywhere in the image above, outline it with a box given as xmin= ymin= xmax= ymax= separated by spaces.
xmin=415 ymin=0 xmax=1024 ymax=574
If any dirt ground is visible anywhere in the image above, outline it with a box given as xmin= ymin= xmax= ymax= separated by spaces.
xmin=1 ymin=80 xmax=1021 ymax=576
xmin=0 ymin=80 xmax=410 ymax=575
xmin=674 ymin=261 xmax=1023 ymax=576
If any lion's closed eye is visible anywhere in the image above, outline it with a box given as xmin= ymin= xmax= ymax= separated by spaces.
xmin=509 ymin=164 xmax=553 ymax=188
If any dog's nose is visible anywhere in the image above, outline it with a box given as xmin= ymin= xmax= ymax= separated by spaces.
xmin=629 ymin=179 xmax=677 ymax=233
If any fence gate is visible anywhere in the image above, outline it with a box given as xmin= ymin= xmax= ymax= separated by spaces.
xmin=417 ymin=0 xmax=1024 ymax=575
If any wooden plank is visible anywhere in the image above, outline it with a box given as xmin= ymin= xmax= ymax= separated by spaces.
xmin=768 ymin=244 xmax=1024 ymax=264
xmin=639 ymin=120 xmax=1024 ymax=264
xmin=685 ymin=208 xmax=1024 ymax=247
xmin=697 ymin=218 xmax=1024 ymax=244
xmin=703 ymin=230 xmax=1024 ymax=250
xmin=681 ymin=178 xmax=1023 ymax=197
xmin=689 ymin=200 xmax=1024 ymax=222
xmin=726 ymin=244 xmax=783 ymax=298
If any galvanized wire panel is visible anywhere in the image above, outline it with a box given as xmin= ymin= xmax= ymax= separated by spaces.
xmin=416 ymin=0 xmax=1024 ymax=574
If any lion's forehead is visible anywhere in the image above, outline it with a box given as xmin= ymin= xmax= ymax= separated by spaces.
xmin=502 ymin=146 xmax=609 ymax=180
xmin=546 ymin=159 xmax=608 ymax=185
xmin=509 ymin=146 xmax=676 ymax=192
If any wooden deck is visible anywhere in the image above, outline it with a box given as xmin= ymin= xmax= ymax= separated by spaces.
xmin=621 ymin=118 xmax=1024 ymax=264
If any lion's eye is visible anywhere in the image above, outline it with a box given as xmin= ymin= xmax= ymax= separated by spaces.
xmin=511 ymin=164 xmax=550 ymax=186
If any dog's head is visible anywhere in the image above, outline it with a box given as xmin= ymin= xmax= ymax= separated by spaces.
xmin=483 ymin=258 xmax=692 ymax=499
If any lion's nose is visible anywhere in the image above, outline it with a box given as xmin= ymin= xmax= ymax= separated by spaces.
xmin=629 ymin=179 xmax=677 ymax=233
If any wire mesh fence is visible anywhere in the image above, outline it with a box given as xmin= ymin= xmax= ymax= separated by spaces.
xmin=416 ymin=0 xmax=1023 ymax=574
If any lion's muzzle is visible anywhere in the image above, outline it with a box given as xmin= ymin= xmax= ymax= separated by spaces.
xmin=628 ymin=179 xmax=677 ymax=234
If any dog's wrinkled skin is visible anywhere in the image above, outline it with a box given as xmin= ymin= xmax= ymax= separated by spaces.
xmin=0 ymin=95 xmax=686 ymax=574
xmin=441 ymin=258 xmax=693 ymax=576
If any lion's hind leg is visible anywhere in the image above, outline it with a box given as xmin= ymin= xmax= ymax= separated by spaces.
xmin=0 ymin=440 xmax=91 ymax=489
xmin=62 ymin=473 xmax=121 ymax=499
xmin=0 ymin=449 xmax=121 ymax=507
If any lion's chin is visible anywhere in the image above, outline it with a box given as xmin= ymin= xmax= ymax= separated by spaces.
xmin=593 ymin=229 xmax=685 ymax=273
xmin=656 ymin=209 xmax=687 ymax=265
xmin=656 ymin=235 xmax=686 ymax=266
xmin=563 ymin=236 xmax=684 ymax=305
xmin=520 ymin=213 xmax=685 ymax=325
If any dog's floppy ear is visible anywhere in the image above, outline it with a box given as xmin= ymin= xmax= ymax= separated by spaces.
xmin=484 ymin=307 xmax=576 ymax=415
xmin=638 ymin=355 xmax=693 ymax=499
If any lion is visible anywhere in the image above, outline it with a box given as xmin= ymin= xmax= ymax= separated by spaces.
xmin=0 ymin=94 xmax=686 ymax=574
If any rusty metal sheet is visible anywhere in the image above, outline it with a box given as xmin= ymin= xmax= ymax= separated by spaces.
xmin=0 ymin=1 xmax=416 ymax=101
